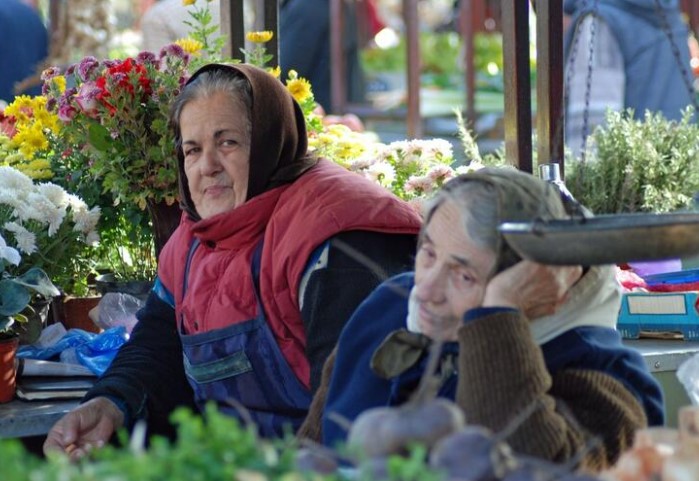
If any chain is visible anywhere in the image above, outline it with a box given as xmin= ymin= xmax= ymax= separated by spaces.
xmin=553 ymin=0 xmax=600 ymax=169
xmin=579 ymin=3 xmax=598 ymax=162
xmin=653 ymin=0 xmax=699 ymax=112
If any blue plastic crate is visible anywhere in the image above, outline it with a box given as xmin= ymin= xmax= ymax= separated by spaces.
xmin=617 ymin=292 xmax=699 ymax=340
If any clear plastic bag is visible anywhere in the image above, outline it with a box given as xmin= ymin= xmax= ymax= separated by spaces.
xmin=677 ymin=352 xmax=699 ymax=405
xmin=94 ymin=292 xmax=145 ymax=333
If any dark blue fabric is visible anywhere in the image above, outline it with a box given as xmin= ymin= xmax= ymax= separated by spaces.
xmin=0 ymin=0 xmax=47 ymax=101
xmin=322 ymin=272 xmax=665 ymax=447
xmin=563 ymin=0 xmax=694 ymax=121
xmin=179 ymin=240 xmax=311 ymax=438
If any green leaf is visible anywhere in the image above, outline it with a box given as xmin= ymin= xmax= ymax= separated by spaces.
xmin=88 ymin=122 xmax=113 ymax=152
xmin=0 ymin=280 xmax=30 ymax=317
xmin=14 ymin=267 xmax=60 ymax=298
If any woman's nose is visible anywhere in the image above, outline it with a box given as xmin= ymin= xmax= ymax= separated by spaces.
xmin=415 ymin=265 xmax=447 ymax=304
xmin=199 ymin=147 xmax=222 ymax=175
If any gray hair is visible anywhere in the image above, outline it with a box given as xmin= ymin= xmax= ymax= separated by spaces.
xmin=422 ymin=180 xmax=499 ymax=255
xmin=169 ymin=68 xmax=253 ymax=143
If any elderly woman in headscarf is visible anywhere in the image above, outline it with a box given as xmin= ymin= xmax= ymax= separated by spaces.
xmin=301 ymin=168 xmax=663 ymax=471
xmin=44 ymin=64 xmax=421 ymax=457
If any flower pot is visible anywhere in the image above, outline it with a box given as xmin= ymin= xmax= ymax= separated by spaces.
xmin=0 ymin=336 xmax=19 ymax=403
xmin=51 ymin=296 xmax=102 ymax=333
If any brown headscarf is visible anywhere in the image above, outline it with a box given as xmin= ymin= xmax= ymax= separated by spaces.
xmin=173 ymin=63 xmax=319 ymax=220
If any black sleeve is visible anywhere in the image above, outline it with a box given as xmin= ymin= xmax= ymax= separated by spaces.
xmin=301 ymin=230 xmax=417 ymax=392
xmin=83 ymin=291 xmax=196 ymax=439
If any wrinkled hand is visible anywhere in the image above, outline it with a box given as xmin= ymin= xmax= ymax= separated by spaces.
xmin=482 ymin=261 xmax=583 ymax=319
xmin=43 ymin=397 xmax=125 ymax=460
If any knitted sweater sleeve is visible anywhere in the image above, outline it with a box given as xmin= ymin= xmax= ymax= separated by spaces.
xmin=456 ymin=311 xmax=646 ymax=470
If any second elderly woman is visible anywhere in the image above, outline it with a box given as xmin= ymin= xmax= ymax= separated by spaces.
xmin=301 ymin=168 xmax=663 ymax=471
xmin=44 ymin=63 xmax=421 ymax=457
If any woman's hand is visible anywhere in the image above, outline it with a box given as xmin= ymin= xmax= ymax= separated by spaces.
xmin=43 ymin=396 xmax=125 ymax=460
xmin=482 ymin=261 xmax=583 ymax=319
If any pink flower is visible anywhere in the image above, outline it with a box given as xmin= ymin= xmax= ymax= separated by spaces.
xmin=57 ymin=103 xmax=77 ymax=122
xmin=74 ymin=81 xmax=102 ymax=117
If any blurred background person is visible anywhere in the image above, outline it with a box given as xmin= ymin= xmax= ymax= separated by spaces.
xmin=280 ymin=0 xmax=366 ymax=113
xmin=563 ymin=0 xmax=695 ymax=155
xmin=0 ymin=0 xmax=48 ymax=103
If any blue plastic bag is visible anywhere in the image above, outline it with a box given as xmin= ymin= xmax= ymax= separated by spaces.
xmin=18 ymin=326 xmax=128 ymax=376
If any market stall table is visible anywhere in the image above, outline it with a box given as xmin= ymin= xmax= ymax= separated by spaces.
xmin=0 ymin=398 xmax=78 ymax=439
xmin=624 ymin=339 xmax=699 ymax=428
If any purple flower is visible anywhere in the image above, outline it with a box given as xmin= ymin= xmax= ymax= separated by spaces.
xmin=136 ymin=51 xmax=157 ymax=66
xmin=77 ymin=56 xmax=100 ymax=80
xmin=57 ymin=102 xmax=77 ymax=122
xmin=159 ymin=43 xmax=186 ymax=60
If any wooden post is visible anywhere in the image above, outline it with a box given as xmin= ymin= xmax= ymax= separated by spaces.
xmin=404 ymin=0 xmax=422 ymax=138
xmin=330 ymin=0 xmax=347 ymax=113
xmin=535 ymin=0 xmax=564 ymax=176
xmin=501 ymin=1 xmax=532 ymax=172
xmin=221 ymin=0 xmax=246 ymax=61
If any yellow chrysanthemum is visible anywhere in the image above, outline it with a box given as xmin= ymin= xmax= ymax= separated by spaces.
xmin=182 ymin=0 xmax=196 ymax=6
xmin=21 ymin=158 xmax=53 ymax=180
xmin=13 ymin=124 xmax=48 ymax=159
xmin=246 ymin=31 xmax=273 ymax=43
xmin=267 ymin=66 xmax=281 ymax=79
xmin=286 ymin=77 xmax=312 ymax=104
xmin=52 ymin=75 xmax=67 ymax=93
xmin=4 ymin=95 xmax=33 ymax=123
xmin=175 ymin=37 xmax=204 ymax=55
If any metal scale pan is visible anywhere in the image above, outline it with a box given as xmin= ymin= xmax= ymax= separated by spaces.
xmin=499 ymin=212 xmax=699 ymax=266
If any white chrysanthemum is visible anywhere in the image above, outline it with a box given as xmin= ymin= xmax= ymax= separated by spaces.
xmin=24 ymin=192 xmax=66 ymax=236
xmin=4 ymin=221 xmax=37 ymax=254
xmin=426 ymin=164 xmax=455 ymax=182
xmin=66 ymin=193 xmax=89 ymax=213
xmin=403 ymin=175 xmax=435 ymax=194
xmin=422 ymin=138 xmax=454 ymax=162
xmin=85 ymin=230 xmax=100 ymax=246
xmin=348 ymin=156 xmax=377 ymax=172
xmin=37 ymin=183 xmax=70 ymax=208
xmin=72 ymin=206 xmax=101 ymax=234
xmin=0 ymin=233 xmax=21 ymax=266
xmin=0 ymin=166 xmax=34 ymax=192
xmin=366 ymin=162 xmax=396 ymax=188
xmin=0 ymin=189 xmax=23 ymax=216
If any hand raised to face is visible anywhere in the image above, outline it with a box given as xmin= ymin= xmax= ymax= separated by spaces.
xmin=482 ymin=261 xmax=583 ymax=320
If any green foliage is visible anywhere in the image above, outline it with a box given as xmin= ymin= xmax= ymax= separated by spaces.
xmin=0 ymin=404 xmax=448 ymax=481
xmin=94 ymin=205 xmax=157 ymax=282
xmin=361 ymin=32 xmax=534 ymax=92
xmin=567 ymin=108 xmax=699 ymax=214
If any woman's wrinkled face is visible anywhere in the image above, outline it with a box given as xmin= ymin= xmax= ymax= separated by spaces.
xmin=181 ymin=91 xmax=251 ymax=219
xmin=413 ymin=199 xmax=497 ymax=341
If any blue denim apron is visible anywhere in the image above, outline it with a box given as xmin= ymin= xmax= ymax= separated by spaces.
xmin=179 ymin=239 xmax=312 ymax=437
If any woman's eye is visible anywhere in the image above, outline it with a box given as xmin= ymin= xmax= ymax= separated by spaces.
xmin=453 ymin=270 xmax=474 ymax=287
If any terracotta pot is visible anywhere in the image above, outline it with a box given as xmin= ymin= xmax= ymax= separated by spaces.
xmin=0 ymin=336 xmax=19 ymax=403
xmin=52 ymin=296 xmax=102 ymax=333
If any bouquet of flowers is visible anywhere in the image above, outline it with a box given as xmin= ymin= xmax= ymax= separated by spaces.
xmin=42 ymin=47 xmax=192 ymax=210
